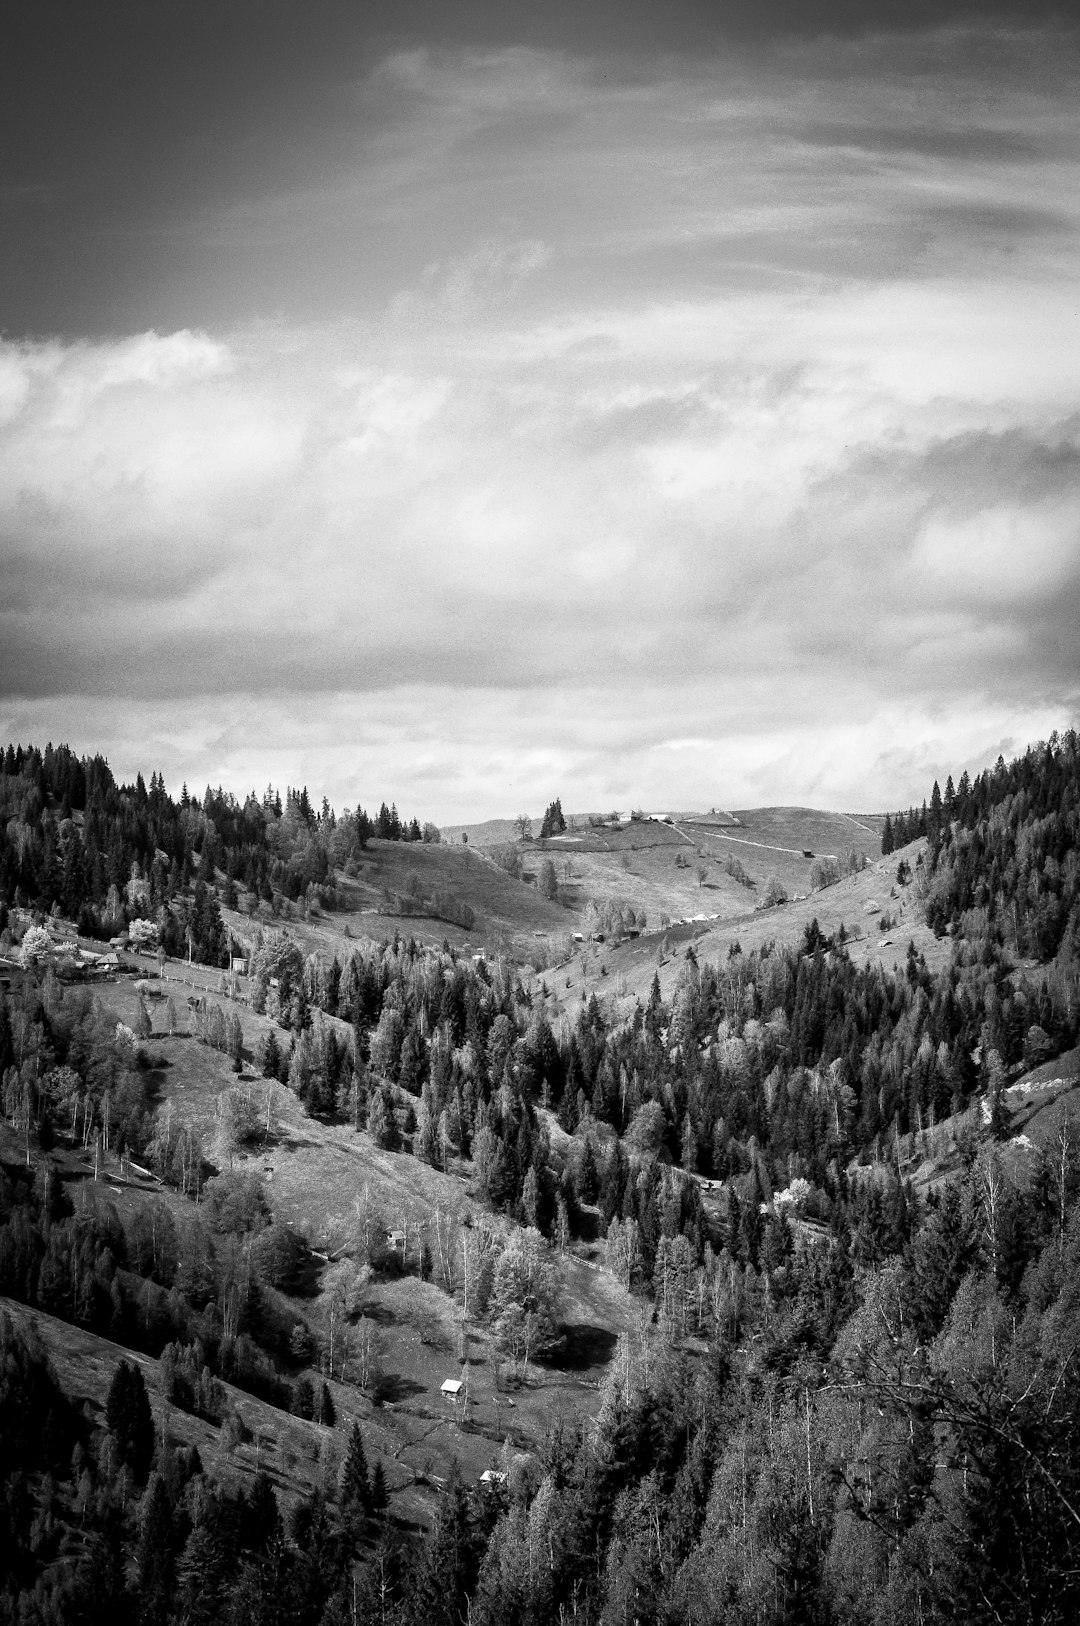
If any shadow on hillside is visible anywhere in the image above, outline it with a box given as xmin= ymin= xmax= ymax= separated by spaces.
xmin=356 ymin=1300 xmax=398 ymax=1326
xmin=286 ymin=1249 xmax=323 ymax=1299
xmin=378 ymin=1373 xmax=426 ymax=1403
xmin=276 ymin=1133 xmax=322 ymax=1153
xmin=555 ymin=1324 xmax=618 ymax=1372
xmin=141 ymin=1068 xmax=168 ymax=1109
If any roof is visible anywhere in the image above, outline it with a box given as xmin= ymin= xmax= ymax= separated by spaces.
xmin=440 ymin=1379 xmax=463 ymax=1395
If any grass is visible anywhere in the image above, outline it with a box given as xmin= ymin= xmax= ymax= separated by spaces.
xmin=30 ymin=960 xmax=640 ymax=1518
xmin=224 ymin=837 xmax=573 ymax=965
xmin=532 ymin=821 xmax=756 ymax=933
xmin=192 ymin=807 xmax=898 ymax=1027
xmin=0 ymin=1290 xmax=343 ymax=1513
xmin=527 ymin=832 xmax=942 ymax=1028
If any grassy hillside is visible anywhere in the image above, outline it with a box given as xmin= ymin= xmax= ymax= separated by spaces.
xmin=165 ymin=807 xmax=895 ymax=1011
xmin=185 ymin=807 xmax=924 ymax=1035
xmin=226 ymin=836 xmax=574 ymax=965
xmin=0 ymin=1292 xmax=349 ymax=1514
xmin=526 ymin=832 xmax=934 ymax=1027
xmin=1 ymin=960 xmax=640 ymax=1524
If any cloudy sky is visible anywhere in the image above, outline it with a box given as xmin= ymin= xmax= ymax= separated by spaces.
xmin=2 ymin=0 xmax=1077 ymax=821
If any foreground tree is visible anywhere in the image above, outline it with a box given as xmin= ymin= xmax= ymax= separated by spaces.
xmin=105 ymin=1358 xmax=154 ymax=1482
xmin=490 ymin=1230 xmax=561 ymax=1374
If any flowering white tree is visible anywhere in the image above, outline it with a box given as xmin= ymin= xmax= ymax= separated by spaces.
xmin=128 ymin=918 xmax=159 ymax=951
xmin=20 ymin=925 xmax=52 ymax=965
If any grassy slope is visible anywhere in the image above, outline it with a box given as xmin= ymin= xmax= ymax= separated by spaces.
xmin=224 ymin=838 xmax=573 ymax=964
xmin=867 ymin=1045 xmax=1080 ymax=1202
xmin=18 ymin=967 xmax=638 ymax=1517
xmin=529 ymin=820 xmax=750 ymax=933
xmin=533 ymin=833 xmax=941 ymax=1027
xmin=199 ymin=808 xmax=927 ymax=1034
xmin=0 ymin=1290 xmax=346 ymax=1514
xmin=204 ymin=808 xmax=891 ymax=1002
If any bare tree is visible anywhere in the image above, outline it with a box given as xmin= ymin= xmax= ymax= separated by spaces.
xmin=352 ymin=1315 xmax=383 ymax=1393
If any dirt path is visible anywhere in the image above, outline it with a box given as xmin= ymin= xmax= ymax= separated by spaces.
xmin=675 ymin=823 xmax=809 ymax=859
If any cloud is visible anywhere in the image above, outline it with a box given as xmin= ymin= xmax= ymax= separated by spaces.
xmin=2 ymin=29 xmax=1079 ymax=814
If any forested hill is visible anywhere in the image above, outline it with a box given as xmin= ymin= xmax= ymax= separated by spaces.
xmin=884 ymin=728 xmax=1079 ymax=966
xmin=0 ymin=741 xmax=425 ymax=963
xmin=1 ymin=731 xmax=1079 ymax=1625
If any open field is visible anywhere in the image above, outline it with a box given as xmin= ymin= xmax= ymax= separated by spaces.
xmin=0 ymin=1280 xmax=539 ymax=1531
xmin=224 ymin=837 xmax=574 ymax=965
xmin=687 ymin=807 xmax=883 ymax=899
xmin=532 ymin=833 xmax=941 ymax=1024
xmin=526 ymin=819 xmax=759 ymax=933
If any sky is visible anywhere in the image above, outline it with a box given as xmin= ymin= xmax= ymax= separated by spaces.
xmin=1 ymin=0 xmax=1078 ymax=822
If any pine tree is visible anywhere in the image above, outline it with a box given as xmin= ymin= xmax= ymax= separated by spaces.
xmin=262 ymin=1028 xmax=281 ymax=1079
xmin=133 ymin=996 xmax=153 ymax=1041
xmin=242 ymin=1471 xmax=282 ymax=1555
xmin=370 ymin=1460 xmax=388 ymax=1517
xmin=136 ymin=1472 xmax=177 ymax=1626
xmin=228 ymin=1012 xmax=244 ymax=1073
xmin=105 ymin=1359 xmax=154 ymax=1482
xmin=341 ymin=1421 xmax=370 ymax=1513
xmin=175 ymin=1523 xmax=229 ymax=1626
xmin=368 ymin=1083 xmax=400 ymax=1151
xmin=410 ymin=1465 xmax=482 ymax=1626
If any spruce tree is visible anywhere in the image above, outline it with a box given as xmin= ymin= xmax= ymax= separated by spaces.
xmin=262 ymin=1028 xmax=281 ymax=1079
xmin=136 ymin=1472 xmax=177 ymax=1626
xmin=105 ymin=1359 xmax=154 ymax=1482
xmin=410 ymin=1465 xmax=482 ymax=1626
xmin=368 ymin=1084 xmax=400 ymax=1151
xmin=341 ymin=1421 xmax=370 ymax=1513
